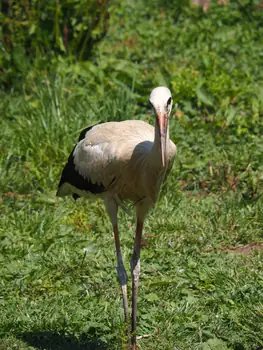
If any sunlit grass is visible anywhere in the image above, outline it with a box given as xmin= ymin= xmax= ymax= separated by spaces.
xmin=1 ymin=1 xmax=263 ymax=346
xmin=1 ymin=77 xmax=263 ymax=350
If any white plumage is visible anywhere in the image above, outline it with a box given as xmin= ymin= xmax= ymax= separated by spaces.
xmin=58 ymin=120 xmax=175 ymax=203
xmin=57 ymin=86 xmax=176 ymax=349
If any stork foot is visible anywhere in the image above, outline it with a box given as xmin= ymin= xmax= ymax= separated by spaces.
xmin=129 ymin=333 xmax=153 ymax=349
xmin=136 ymin=333 xmax=153 ymax=340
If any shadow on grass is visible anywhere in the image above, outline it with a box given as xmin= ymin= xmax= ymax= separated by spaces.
xmin=18 ymin=331 xmax=109 ymax=350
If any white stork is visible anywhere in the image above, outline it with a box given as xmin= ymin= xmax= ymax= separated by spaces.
xmin=56 ymin=86 xmax=176 ymax=349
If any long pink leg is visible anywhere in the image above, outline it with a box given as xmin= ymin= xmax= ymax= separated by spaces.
xmin=130 ymin=220 xmax=143 ymax=349
xmin=113 ymin=223 xmax=129 ymax=326
xmin=104 ymin=198 xmax=129 ymax=332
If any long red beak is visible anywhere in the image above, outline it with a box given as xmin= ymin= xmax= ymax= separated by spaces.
xmin=157 ymin=112 xmax=169 ymax=168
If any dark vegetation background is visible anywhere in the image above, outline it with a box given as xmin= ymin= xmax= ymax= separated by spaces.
xmin=1 ymin=0 xmax=263 ymax=349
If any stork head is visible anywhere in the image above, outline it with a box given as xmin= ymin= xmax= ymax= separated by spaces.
xmin=149 ymin=86 xmax=173 ymax=167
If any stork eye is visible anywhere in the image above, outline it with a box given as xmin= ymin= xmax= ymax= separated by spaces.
xmin=167 ymin=97 xmax=172 ymax=106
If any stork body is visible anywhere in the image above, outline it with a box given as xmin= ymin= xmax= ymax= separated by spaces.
xmin=57 ymin=87 xmax=176 ymax=349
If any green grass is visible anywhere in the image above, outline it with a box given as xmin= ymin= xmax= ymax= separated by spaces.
xmin=1 ymin=1 xmax=263 ymax=349
xmin=1 ymin=80 xmax=263 ymax=350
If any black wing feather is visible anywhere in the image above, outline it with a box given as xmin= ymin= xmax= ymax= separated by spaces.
xmin=77 ymin=122 xmax=101 ymax=142
xmin=57 ymin=123 xmax=106 ymax=199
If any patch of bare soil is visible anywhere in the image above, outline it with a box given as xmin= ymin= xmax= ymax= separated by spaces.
xmin=206 ymin=243 xmax=263 ymax=255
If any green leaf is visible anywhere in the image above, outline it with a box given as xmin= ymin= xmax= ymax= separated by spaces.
xmin=202 ymin=338 xmax=229 ymax=350
xmin=145 ymin=293 xmax=159 ymax=302
xmin=196 ymin=84 xmax=214 ymax=106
